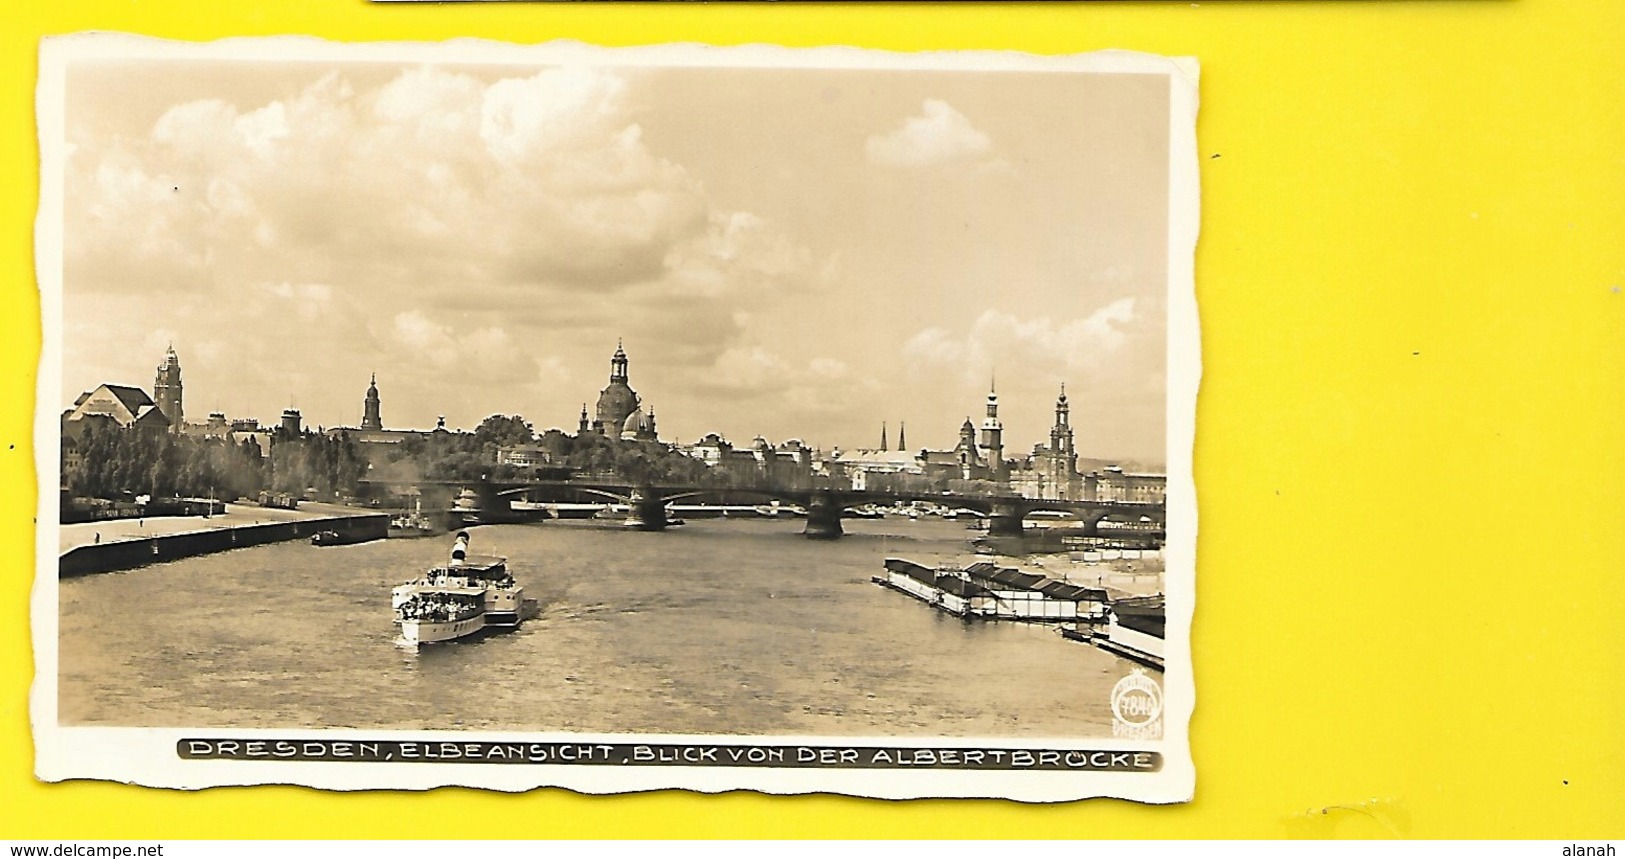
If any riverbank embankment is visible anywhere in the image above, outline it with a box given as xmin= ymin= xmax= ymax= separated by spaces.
xmin=59 ymin=504 xmax=388 ymax=577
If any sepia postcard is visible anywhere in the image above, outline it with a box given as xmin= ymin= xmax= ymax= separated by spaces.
xmin=34 ymin=35 xmax=1200 ymax=802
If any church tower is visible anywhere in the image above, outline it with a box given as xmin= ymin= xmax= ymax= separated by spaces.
xmin=1050 ymin=385 xmax=1074 ymax=455
xmin=979 ymin=378 xmax=1007 ymax=482
xmin=578 ymin=404 xmax=591 ymax=436
xmin=361 ymin=373 xmax=383 ymax=431
xmin=957 ymin=417 xmax=980 ymax=480
xmin=958 ymin=417 xmax=978 ymax=453
xmin=1046 ymin=384 xmax=1078 ymax=499
xmin=153 ymin=344 xmax=183 ymax=433
xmin=897 ymin=421 xmax=907 ymax=452
xmin=880 ymin=422 xmax=888 ymax=452
xmin=594 ymin=340 xmax=641 ymax=434
xmin=610 ymin=340 xmax=629 ymax=384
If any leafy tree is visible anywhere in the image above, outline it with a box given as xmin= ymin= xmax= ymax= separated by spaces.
xmin=473 ymin=414 xmax=535 ymax=449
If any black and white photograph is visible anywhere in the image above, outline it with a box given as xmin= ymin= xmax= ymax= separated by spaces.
xmin=33 ymin=37 xmax=1199 ymax=801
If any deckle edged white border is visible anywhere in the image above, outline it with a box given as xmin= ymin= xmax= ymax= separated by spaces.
xmin=32 ymin=34 xmax=1200 ymax=803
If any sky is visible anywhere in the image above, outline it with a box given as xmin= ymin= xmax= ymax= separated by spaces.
xmin=58 ymin=55 xmax=1172 ymax=464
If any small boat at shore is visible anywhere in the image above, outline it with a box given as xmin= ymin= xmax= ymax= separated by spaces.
xmin=311 ymin=529 xmax=366 ymax=546
xmin=387 ymin=513 xmax=439 ymax=539
xmin=752 ymin=502 xmax=806 ymax=519
xmin=392 ymin=531 xmax=527 ymax=646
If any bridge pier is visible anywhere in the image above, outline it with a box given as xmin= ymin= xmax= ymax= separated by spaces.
xmin=987 ymin=501 xmax=1027 ymax=538
xmin=802 ymin=492 xmax=844 ymax=540
xmin=624 ymin=488 xmax=669 ymax=531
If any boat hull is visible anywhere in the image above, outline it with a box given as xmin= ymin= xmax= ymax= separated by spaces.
xmin=397 ymin=615 xmax=485 ymax=645
xmin=483 ymin=585 xmax=525 ymax=629
xmin=393 ymin=538 xmax=530 ymax=645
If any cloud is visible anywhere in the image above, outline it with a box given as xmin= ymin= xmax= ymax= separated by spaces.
xmin=661 ymin=211 xmax=815 ymax=299
xmin=384 ymin=310 xmax=547 ymax=388
xmin=865 ymin=99 xmax=994 ymax=169
xmin=259 ymin=282 xmax=333 ymax=320
xmin=62 ymin=64 xmax=831 ymax=428
xmin=688 ymin=347 xmax=869 ymax=418
xmin=894 ymin=299 xmax=1165 ymax=460
xmin=902 ymin=299 xmax=1145 ymax=386
xmin=65 ymin=65 xmax=807 ymax=311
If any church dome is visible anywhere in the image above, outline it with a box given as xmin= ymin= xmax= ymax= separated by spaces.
xmin=596 ymin=381 xmax=639 ymax=431
xmin=620 ymin=406 xmax=653 ymax=440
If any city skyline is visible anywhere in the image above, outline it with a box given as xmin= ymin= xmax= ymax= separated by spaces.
xmin=60 ymin=57 xmax=1171 ymax=462
xmin=67 ymin=342 xmax=1164 ymax=468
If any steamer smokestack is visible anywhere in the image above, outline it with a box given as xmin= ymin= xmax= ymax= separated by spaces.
xmin=450 ymin=530 xmax=471 ymax=566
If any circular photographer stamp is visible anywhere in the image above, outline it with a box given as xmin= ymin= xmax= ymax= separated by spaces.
xmin=1110 ymin=669 xmax=1163 ymax=740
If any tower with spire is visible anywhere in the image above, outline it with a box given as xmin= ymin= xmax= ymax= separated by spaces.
xmin=610 ymin=339 xmax=629 ymax=383
xmin=593 ymin=339 xmax=642 ymax=434
xmin=1050 ymin=384 xmax=1074 ymax=458
xmin=578 ymin=404 xmax=591 ymax=436
xmin=880 ymin=422 xmax=888 ymax=452
xmin=153 ymin=344 xmax=184 ymax=433
xmin=1039 ymin=383 xmax=1080 ymax=499
xmin=897 ymin=421 xmax=907 ymax=452
xmin=361 ymin=373 xmax=383 ymax=431
xmin=979 ymin=376 xmax=1007 ymax=482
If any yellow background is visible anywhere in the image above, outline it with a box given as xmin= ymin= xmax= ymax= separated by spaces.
xmin=4 ymin=0 xmax=1623 ymax=840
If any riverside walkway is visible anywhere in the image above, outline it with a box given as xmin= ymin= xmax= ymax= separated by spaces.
xmin=59 ymin=502 xmax=377 ymax=555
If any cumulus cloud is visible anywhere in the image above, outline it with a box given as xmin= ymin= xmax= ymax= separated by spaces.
xmin=64 ymin=65 xmax=806 ymax=310
xmin=688 ymin=346 xmax=871 ymax=423
xmin=661 ymin=211 xmax=814 ymax=299
xmin=865 ymin=99 xmax=994 ymax=169
xmin=384 ymin=311 xmax=544 ymax=388
xmin=62 ymin=63 xmax=831 ymax=427
xmin=902 ymin=299 xmax=1144 ymax=385
xmin=895 ymin=299 xmax=1165 ymax=460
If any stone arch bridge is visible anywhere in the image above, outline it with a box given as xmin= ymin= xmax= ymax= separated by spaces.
xmin=357 ymin=479 xmax=1165 ymax=541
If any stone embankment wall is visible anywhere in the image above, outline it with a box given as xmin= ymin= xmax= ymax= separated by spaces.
xmin=59 ymin=514 xmax=389 ymax=577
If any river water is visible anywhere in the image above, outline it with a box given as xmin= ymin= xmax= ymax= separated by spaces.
xmin=59 ymin=518 xmax=1147 ymax=738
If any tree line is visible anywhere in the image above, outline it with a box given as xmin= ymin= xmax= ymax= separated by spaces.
xmin=62 ymin=421 xmax=368 ymax=501
xmin=63 ymin=413 xmax=723 ymax=504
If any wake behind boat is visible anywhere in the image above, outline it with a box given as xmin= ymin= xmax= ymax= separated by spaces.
xmin=392 ymin=530 xmax=528 ymax=646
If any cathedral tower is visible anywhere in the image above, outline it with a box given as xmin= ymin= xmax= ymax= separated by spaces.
xmin=153 ymin=344 xmax=183 ymax=432
xmin=1050 ymin=384 xmax=1074 ymax=458
xmin=1044 ymin=384 xmax=1079 ymax=499
xmin=979 ymin=378 xmax=1006 ymax=482
xmin=361 ymin=373 xmax=383 ymax=431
